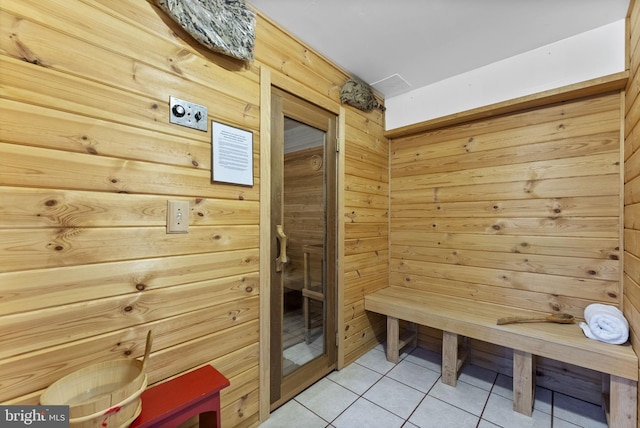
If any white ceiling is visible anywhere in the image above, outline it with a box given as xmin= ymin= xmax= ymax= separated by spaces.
xmin=249 ymin=0 xmax=630 ymax=99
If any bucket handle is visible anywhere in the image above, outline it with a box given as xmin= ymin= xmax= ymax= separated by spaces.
xmin=68 ymin=374 xmax=147 ymax=424
xmin=141 ymin=330 xmax=152 ymax=371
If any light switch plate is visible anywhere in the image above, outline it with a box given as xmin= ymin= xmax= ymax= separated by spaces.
xmin=169 ymin=96 xmax=208 ymax=132
xmin=167 ymin=200 xmax=190 ymax=233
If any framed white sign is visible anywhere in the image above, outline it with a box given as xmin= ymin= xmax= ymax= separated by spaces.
xmin=211 ymin=121 xmax=254 ymax=186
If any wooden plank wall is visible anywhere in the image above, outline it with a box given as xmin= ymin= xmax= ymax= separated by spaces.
xmin=0 ymin=0 xmax=389 ymax=426
xmin=341 ymin=117 xmax=390 ymax=365
xmin=390 ymin=92 xmax=623 ymax=403
xmin=624 ymin=0 xmax=640 ymax=421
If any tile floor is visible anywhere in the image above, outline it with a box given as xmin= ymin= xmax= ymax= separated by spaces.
xmin=260 ymin=344 xmax=609 ymax=428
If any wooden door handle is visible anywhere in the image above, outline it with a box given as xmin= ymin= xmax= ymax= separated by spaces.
xmin=275 ymin=224 xmax=289 ymax=272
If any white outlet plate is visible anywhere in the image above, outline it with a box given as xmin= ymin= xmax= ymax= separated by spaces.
xmin=167 ymin=200 xmax=190 ymax=233
xmin=169 ymin=96 xmax=208 ymax=132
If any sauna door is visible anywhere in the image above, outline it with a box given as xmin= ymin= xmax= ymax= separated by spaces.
xmin=269 ymin=87 xmax=337 ymax=409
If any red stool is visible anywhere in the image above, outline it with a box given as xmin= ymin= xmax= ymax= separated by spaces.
xmin=130 ymin=365 xmax=230 ymax=428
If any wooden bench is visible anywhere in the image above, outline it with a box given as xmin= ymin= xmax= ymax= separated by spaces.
xmin=364 ymin=286 xmax=638 ymax=427
xmin=130 ymin=365 xmax=230 ymax=428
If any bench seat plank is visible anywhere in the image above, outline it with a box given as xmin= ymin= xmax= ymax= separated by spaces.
xmin=364 ymin=286 xmax=638 ymax=381
xmin=365 ymin=286 xmax=638 ymax=425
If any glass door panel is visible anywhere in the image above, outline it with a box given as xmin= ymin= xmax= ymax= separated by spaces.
xmin=282 ymin=118 xmax=326 ymax=376
xmin=270 ymin=88 xmax=337 ymax=409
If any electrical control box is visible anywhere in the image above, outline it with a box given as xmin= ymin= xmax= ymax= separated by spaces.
xmin=169 ymin=96 xmax=208 ymax=132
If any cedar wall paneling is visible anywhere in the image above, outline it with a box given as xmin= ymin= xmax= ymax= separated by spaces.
xmin=0 ymin=0 xmax=389 ymax=426
xmin=390 ymin=92 xmax=623 ymax=403
xmin=341 ymin=116 xmax=390 ymax=364
xmin=625 ymin=0 xmax=640 ymax=421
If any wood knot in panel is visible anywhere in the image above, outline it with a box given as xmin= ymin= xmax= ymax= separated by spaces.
xmin=167 ymin=59 xmax=182 ymax=74
xmin=11 ymin=33 xmax=44 ymax=66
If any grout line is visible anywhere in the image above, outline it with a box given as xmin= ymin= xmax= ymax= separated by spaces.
xmin=402 ymin=376 xmax=438 ymax=426
xmin=290 ymin=348 xmax=601 ymax=428
xmin=550 ymin=391 xmax=554 ymax=427
xmin=290 ymin=397 xmax=333 ymax=427
xmin=476 ymin=377 xmax=497 ymax=428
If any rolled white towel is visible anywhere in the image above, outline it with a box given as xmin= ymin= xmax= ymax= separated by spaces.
xmin=579 ymin=303 xmax=629 ymax=345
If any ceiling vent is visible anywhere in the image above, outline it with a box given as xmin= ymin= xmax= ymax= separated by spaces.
xmin=371 ymin=74 xmax=412 ymax=98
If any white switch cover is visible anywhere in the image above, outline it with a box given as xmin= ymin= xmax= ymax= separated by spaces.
xmin=167 ymin=200 xmax=190 ymax=233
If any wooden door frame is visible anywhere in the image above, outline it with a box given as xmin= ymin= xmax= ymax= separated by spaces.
xmin=259 ymin=67 xmax=346 ymax=422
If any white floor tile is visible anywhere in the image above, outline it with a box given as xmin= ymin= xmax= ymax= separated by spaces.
xmin=332 ymin=398 xmax=405 ymax=428
xmin=403 ymin=347 xmax=442 ymax=373
xmin=482 ymin=393 xmax=551 ymax=428
xmin=458 ymin=364 xmax=497 ymax=391
xmin=553 ymin=393 xmax=608 ymax=428
xmin=477 ymin=420 xmax=501 ymax=428
xmin=355 ymin=348 xmax=397 ymax=374
xmin=327 ymin=362 xmax=383 ymax=395
xmin=553 ymin=418 xmax=582 ymax=428
xmin=363 ymin=376 xmax=425 ymax=419
xmin=533 ymin=387 xmax=552 ymax=415
xmin=408 ymin=396 xmax=479 ymax=428
xmin=270 ymin=346 xmax=608 ymax=428
xmin=294 ymin=378 xmax=359 ymax=422
xmin=490 ymin=373 xmax=513 ymax=399
xmin=260 ymin=399 xmax=328 ymax=428
xmin=386 ymin=359 xmax=440 ymax=393
xmin=392 ymin=344 xmax=415 ymax=360
xmin=428 ymin=378 xmax=491 ymax=416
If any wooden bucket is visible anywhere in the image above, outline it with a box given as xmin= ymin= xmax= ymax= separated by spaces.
xmin=40 ymin=331 xmax=152 ymax=428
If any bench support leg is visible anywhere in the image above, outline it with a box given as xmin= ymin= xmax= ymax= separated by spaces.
xmin=386 ymin=316 xmax=400 ymax=364
xmin=604 ymin=374 xmax=637 ymax=428
xmin=441 ymin=332 xmax=469 ymax=387
xmin=442 ymin=332 xmax=459 ymax=386
xmin=513 ymin=350 xmax=535 ymax=416
xmin=386 ymin=318 xmax=418 ymax=364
